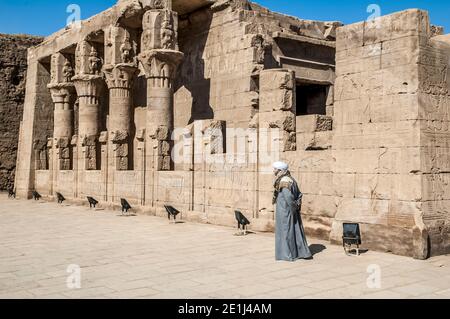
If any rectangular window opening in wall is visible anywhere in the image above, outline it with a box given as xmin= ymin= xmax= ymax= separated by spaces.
xmin=296 ymin=83 xmax=329 ymax=116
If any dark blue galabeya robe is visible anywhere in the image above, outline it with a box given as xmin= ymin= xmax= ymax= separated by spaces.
xmin=275 ymin=176 xmax=312 ymax=261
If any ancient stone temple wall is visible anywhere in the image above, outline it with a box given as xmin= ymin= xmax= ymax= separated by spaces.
xmin=418 ymin=32 xmax=450 ymax=256
xmin=329 ymin=10 xmax=450 ymax=258
xmin=164 ymin=1 xmax=339 ymax=231
xmin=13 ymin=0 xmax=450 ymax=258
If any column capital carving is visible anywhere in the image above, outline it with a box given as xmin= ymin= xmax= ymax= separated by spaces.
xmin=47 ymin=82 xmax=76 ymax=104
xmin=138 ymin=49 xmax=184 ymax=82
xmin=103 ymin=63 xmax=138 ymax=90
xmin=139 ymin=0 xmax=183 ymax=86
xmin=72 ymin=75 xmax=104 ymax=100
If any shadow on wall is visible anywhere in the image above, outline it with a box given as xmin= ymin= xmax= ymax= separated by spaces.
xmin=176 ymin=10 xmax=214 ymax=125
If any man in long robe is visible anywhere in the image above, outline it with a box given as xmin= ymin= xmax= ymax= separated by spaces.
xmin=273 ymin=161 xmax=312 ymax=261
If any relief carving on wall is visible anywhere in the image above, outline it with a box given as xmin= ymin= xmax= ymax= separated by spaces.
xmin=251 ymin=34 xmax=271 ymax=65
xmin=62 ymin=60 xmax=75 ymax=83
xmin=120 ymin=37 xmax=133 ymax=64
xmin=141 ymin=9 xmax=178 ymax=51
xmin=50 ymin=54 xmax=58 ymax=83
xmin=33 ymin=139 xmax=49 ymax=170
xmin=160 ymin=11 xmax=175 ymax=50
xmin=89 ymin=47 xmax=103 ymax=75
xmin=75 ymin=40 xmax=89 ymax=75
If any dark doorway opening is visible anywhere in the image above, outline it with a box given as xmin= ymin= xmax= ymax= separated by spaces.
xmin=296 ymin=84 xmax=328 ymax=116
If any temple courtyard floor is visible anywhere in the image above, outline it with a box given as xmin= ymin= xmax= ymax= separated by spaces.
xmin=0 ymin=193 xmax=449 ymax=299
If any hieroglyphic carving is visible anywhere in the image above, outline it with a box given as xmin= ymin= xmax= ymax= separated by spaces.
xmin=50 ymin=54 xmax=58 ymax=83
xmin=421 ymin=64 xmax=448 ymax=95
xmin=82 ymin=135 xmax=99 ymax=170
xmin=421 ymin=95 xmax=450 ymax=132
xmin=57 ymin=137 xmax=72 ymax=170
xmin=33 ymin=139 xmax=49 ymax=170
xmin=75 ymin=40 xmax=90 ymax=75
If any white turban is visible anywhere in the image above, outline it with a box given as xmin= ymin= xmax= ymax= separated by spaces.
xmin=273 ymin=161 xmax=289 ymax=171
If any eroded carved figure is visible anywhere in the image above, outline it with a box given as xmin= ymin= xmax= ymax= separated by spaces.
xmin=120 ymin=35 xmax=133 ymax=64
xmin=161 ymin=12 xmax=175 ymax=49
xmin=63 ymin=61 xmax=74 ymax=83
xmin=89 ymin=47 xmax=102 ymax=75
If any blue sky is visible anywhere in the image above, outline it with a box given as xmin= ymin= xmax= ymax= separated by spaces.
xmin=0 ymin=0 xmax=449 ymax=36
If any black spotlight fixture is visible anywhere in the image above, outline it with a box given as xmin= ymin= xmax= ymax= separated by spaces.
xmin=121 ymin=198 xmax=132 ymax=215
xmin=32 ymin=190 xmax=42 ymax=201
xmin=342 ymin=223 xmax=362 ymax=256
xmin=56 ymin=192 xmax=65 ymax=204
xmin=87 ymin=196 xmax=98 ymax=209
xmin=8 ymin=188 xmax=16 ymax=199
xmin=234 ymin=210 xmax=251 ymax=236
xmin=164 ymin=205 xmax=181 ymax=223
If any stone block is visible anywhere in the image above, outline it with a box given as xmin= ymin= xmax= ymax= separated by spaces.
xmin=260 ymin=69 xmax=295 ymax=91
xmin=260 ymin=89 xmax=294 ymax=113
xmin=259 ymin=111 xmax=296 ymax=132
xmin=301 ymin=194 xmax=337 ymax=218
xmin=297 ymin=131 xmax=332 ymax=151
xmin=296 ymin=115 xmax=333 ymax=133
xmin=363 ymin=9 xmax=429 ymax=45
xmin=282 ymin=131 xmax=297 ymax=152
xmin=336 ymin=21 xmax=365 ymax=52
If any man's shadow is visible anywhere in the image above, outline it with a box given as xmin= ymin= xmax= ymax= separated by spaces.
xmin=309 ymin=244 xmax=327 ymax=256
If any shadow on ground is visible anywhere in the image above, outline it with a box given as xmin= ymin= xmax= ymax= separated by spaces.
xmin=309 ymin=244 xmax=327 ymax=256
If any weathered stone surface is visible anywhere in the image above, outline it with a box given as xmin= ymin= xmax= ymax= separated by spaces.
xmin=11 ymin=1 xmax=450 ymax=259
xmin=296 ymin=115 xmax=333 ymax=133
xmin=332 ymin=9 xmax=450 ymax=259
xmin=0 ymin=34 xmax=43 ymax=190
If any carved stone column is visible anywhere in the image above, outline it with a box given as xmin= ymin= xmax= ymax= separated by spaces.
xmin=138 ymin=1 xmax=183 ymax=170
xmin=48 ymin=53 xmax=76 ymax=171
xmin=104 ymin=26 xmax=138 ymax=170
xmin=72 ymin=40 xmax=104 ymax=170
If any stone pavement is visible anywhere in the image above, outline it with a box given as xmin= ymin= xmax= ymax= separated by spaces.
xmin=0 ymin=194 xmax=449 ymax=299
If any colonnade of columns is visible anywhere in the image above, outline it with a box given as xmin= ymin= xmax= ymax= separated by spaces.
xmin=46 ymin=0 xmax=183 ymax=174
